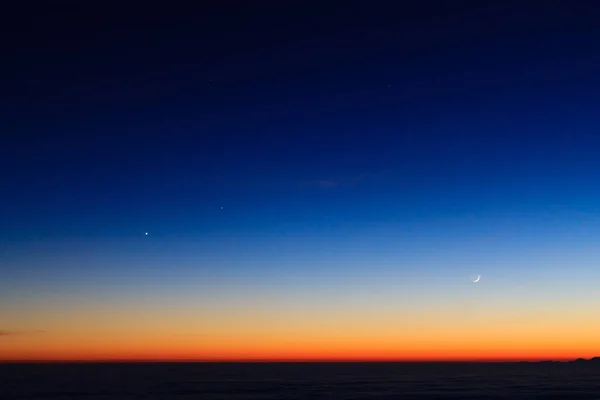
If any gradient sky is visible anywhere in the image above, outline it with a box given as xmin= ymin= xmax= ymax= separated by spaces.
xmin=2 ymin=1 xmax=600 ymax=361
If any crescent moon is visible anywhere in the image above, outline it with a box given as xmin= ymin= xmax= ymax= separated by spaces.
xmin=473 ymin=275 xmax=481 ymax=283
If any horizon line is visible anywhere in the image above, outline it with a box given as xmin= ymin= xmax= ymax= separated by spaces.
xmin=0 ymin=357 xmax=588 ymax=364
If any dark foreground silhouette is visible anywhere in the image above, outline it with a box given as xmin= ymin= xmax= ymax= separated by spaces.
xmin=2 ymin=359 xmax=600 ymax=399
xmin=571 ymin=357 xmax=600 ymax=364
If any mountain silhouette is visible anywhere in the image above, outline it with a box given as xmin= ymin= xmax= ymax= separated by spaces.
xmin=523 ymin=357 xmax=600 ymax=365
xmin=570 ymin=357 xmax=600 ymax=364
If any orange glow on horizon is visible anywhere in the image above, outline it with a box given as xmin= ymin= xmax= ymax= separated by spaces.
xmin=3 ymin=281 xmax=600 ymax=364
xmin=1 ymin=333 xmax=596 ymax=363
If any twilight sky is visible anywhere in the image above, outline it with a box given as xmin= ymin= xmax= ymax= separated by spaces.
xmin=2 ymin=1 xmax=600 ymax=361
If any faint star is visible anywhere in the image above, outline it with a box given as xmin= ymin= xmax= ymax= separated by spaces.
xmin=145 ymin=232 xmax=148 ymax=235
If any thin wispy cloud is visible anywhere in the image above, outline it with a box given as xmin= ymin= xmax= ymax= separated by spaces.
xmin=0 ymin=330 xmax=45 ymax=337
xmin=307 ymin=179 xmax=343 ymax=189
xmin=300 ymin=171 xmax=385 ymax=189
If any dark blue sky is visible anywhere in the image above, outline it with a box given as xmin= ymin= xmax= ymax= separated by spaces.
xmin=2 ymin=1 xmax=600 ymax=248
xmin=5 ymin=3 xmax=600 ymax=362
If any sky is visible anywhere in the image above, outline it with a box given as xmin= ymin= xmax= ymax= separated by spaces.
xmin=2 ymin=1 xmax=600 ymax=362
